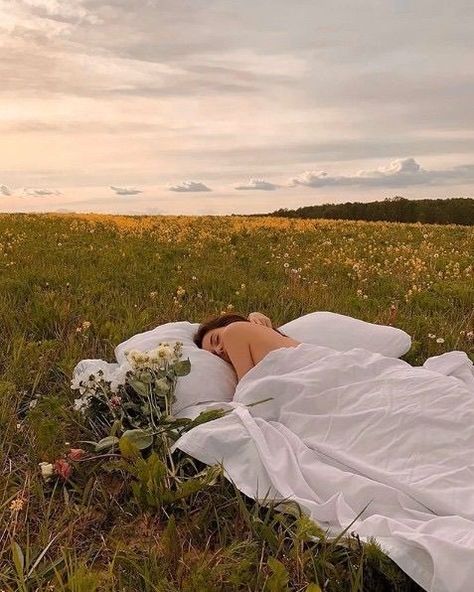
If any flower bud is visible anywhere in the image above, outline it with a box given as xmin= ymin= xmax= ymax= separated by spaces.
xmin=54 ymin=458 xmax=72 ymax=480
xmin=68 ymin=448 xmax=86 ymax=461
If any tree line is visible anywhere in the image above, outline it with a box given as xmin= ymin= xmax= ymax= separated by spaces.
xmin=244 ymin=197 xmax=474 ymax=225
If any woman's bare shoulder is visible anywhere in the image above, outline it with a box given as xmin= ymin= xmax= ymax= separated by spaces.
xmin=223 ymin=322 xmax=282 ymax=344
xmin=224 ymin=321 xmax=272 ymax=336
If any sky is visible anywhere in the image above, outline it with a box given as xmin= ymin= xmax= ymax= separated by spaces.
xmin=1 ymin=0 xmax=473 ymax=215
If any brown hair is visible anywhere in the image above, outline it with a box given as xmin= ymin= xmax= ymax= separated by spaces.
xmin=193 ymin=312 xmax=287 ymax=348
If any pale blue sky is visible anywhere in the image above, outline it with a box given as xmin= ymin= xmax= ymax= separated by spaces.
xmin=1 ymin=0 xmax=473 ymax=214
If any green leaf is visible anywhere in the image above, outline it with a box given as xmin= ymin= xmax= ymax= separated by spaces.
xmin=110 ymin=419 xmax=122 ymax=437
xmin=306 ymin=585 xmax=322 ymax=592
xmin=173 ymin=358 xmax=191 ymax=376
xmin=139 ymin=370 xmax=154 ymax=384
xmin=11 ymin=541 xmax=25 ymax=579
xmin=95 ymin=435 xmax=120 ymax=452
xmin=189 ymin=409 xmax=226 ymax=429
xmin=119 ymin=435 xmax=140 ymax=459
xmin=265 ymin=556 xmax=289 ymax=592
xmin=253 ymin=521 xmax=279 ymax=551
xmin=121 ymin=429 xmax=153 ymax=450
xmin=127 ymin=378 xmax=149 ymax=397
xmin=154 ymin=377 xmax=169 ymax=394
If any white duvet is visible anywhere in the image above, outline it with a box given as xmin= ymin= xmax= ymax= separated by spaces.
xmin=172 ymin=343 xmax=474 ymax=592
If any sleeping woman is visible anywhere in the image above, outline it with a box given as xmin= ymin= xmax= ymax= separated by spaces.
xmin=193 ymin=311 xmax=301 ymax=381
xmin=187 ymin=311 xmax=474 ymax=592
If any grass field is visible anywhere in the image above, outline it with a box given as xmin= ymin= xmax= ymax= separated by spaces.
xmin=1 ymin=212 xmax=473 ymax=591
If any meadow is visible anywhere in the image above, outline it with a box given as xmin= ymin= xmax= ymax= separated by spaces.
xmin=1 ymin=212 xmax=473 ymax=592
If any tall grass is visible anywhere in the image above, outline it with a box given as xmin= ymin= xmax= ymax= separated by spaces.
xmin=1 ymin=212 xmax=472 ymax=590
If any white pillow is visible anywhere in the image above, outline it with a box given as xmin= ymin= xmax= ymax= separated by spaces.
xmin=114 ymin=321 xmax=237 ymax=414
xmin=74 ymin=314 xmax=410 ymax=416
xmin=279 ymin=311 xmax=411 ymax=358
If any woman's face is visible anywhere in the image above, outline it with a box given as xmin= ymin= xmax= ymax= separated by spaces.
xmin=202 ymin=327 xmax=230 ymax=362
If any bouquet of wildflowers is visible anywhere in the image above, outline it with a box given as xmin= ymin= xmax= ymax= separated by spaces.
xmin=64 ymin=341 xmax=232 ymax=511
xmin=57 ymin=341 xmax=271 ymax=510
xmin=71 ymin=341 xmax=201 ymax=452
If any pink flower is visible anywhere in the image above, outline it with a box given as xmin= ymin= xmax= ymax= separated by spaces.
xmin=54 ymin=458 xmax=72 ymax=480
xmin=68 ymin=448 xmax=86 ymax=461
xmin=110 ymin=395 xmax=122 ymax=409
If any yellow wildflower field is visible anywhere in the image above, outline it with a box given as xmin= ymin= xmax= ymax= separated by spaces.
xmin=0 ymin=213 xmax=471 ymax=367
xmin=0 ymin=212 xmax=472 ymax=590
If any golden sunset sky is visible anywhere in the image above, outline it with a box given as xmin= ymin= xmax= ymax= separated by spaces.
xmin=1 ymin=0 xmax=473 ymax=214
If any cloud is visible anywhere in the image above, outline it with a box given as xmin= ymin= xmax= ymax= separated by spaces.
xmin=110 ymin=186 xmax=143 ymax=195
xmin=289 ymin=158 xmax=474 ymax=189
xmin=0 ymin=1 xmax=72 ymax=39
xmin=356 ymin=157 xmax=421 ymax=178
xmin=168 ymin=181 xmax=211 ymax=192
xmin=2 ymin=1 xmax=474 ymax=202
xmin=0 ymin=184 xmax=11 ymax=196
xmin=235 ymin=178 xmax=279 ymax=191
xmin=20 ymin=187 xmax=62 ymax=196
xmin=20 ymin=0 xmax=101 ymax=25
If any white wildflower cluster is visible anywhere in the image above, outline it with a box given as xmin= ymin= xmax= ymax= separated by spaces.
xmin=70 ymin=341 xmax=185 ymax=418
xmin=125 ymin=341 xmax=182 ymax=370
xmin=73 ymin=392 xmax=93 ymax=413
xmin=76 ymin=320 xmax=91 ymax=334
xmin=428 ymin=334 xmax=445 ymax=344
xmin=38 ymin=461 xmax=54 ymax=481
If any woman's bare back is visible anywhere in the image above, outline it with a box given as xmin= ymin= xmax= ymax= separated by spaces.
xmin=222 ymin=321 xmax=301 ymax=380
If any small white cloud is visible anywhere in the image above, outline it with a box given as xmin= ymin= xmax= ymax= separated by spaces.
xmin=289 ymin=157 xmax=474 ymax=188
xmin=289 ymin=170 xmax=334 ymax=188
xmin=110 ymin=186 xmax=143 ymax=195
xmin=0 ymin=184 xmax=12 ymax=196
xmin=355 ymin=157 xmax=422 ymax=178
xmin=20 ymin=187 xmax=62 ymax=196
xmin=235 ymin=178 xmax=279 ymax=191
xmin=168 ymin=181 xmax=211 ymax=192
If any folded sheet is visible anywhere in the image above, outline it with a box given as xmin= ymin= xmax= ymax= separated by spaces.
xmin=173 ymin=343 xmax=474 ymax=592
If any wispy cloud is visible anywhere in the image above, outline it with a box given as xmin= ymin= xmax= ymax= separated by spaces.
xmin=20 ymin=187 xmax=62 ymax=196
xmin=168 ymin=181 xmax=211 ymax=192
xmin=0 ymin=1 xmax=69 ymax=38
xmin=235 ymin=178 xmax=280 ymax=191
xmin=289 ymin=158 xmax=474 ymax=188
xmin=20 ymin=0 xmax=101 ymax=25
xmin=1 ymin=1 xmax=473 ymax=213
xmin=0 ymin=184 xmax=11 ymax=196
xmin=110 ymin=186 xmax=143 ymax=195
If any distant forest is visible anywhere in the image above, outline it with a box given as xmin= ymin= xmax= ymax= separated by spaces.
xmin=247 ymin=197 xmax=474 ymax=225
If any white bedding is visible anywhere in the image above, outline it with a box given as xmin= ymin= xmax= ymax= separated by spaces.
xmin=172 ymin=343 xmax=474 ymax=592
